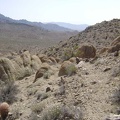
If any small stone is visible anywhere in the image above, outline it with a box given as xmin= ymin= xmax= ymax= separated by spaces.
xmin=48 ymin=82 xmax=52 ymax=85
xmin=103 ymin=67 xmax=111 ymax=72
xmin=91 ymin=81 xmax=97 ymax=85
xmin=114 ymin=51 xmax=119 ymax=56
xmin=46 ymin=87 xmax=51 ymax=92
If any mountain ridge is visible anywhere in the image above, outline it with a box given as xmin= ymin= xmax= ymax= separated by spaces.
xmin=44 ymin=19 xmax=120 ymax=58
xmin=0 ymin=13 xmax=78 ymax=53
xmin=50 ymin=22 xmax=88 ymax=31
xmin=0 ymin=13 xmax=73 ymax=32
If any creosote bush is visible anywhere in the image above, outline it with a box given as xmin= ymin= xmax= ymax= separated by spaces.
xmin=0 ymin=81 xmax=19 ymax=104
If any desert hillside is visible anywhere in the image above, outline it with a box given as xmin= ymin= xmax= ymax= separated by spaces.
xmin=44 ymin=19 xmax=120 ymax=59
xmin=0 ymin=19 xmax=120 ymax=120
xmin=0 ymin=23 xmax=77 ymax=54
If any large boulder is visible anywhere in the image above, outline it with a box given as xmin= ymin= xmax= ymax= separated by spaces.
xmin=69 ymin=57 xmax=76 ymax=64
xmin=33 ymin=63 xmax=50 ymax=83
xmin=12 ymin=55 xmax=32 ymax=80
xmin=76 ymin=45 xmax=96 ymax=58
xmin=108 ymin=43 xmax=120 ymax=53
xmin=106 ymin=114 xmax=120 ymax=120
xmin=20 ymin=51 xmax=31 ymax=67
xmin=99 ymin=47 xmax=109 ymax=54
xmin=37 ymin=54 xmax=53 ymax=64
xmin=37 ymin=54 xmax=48 ymax=63
xmin=49 ymin=57 xmax=57 ymax=64
xmin=58 ymin=61 xmax=77 ymax=76
xmin=31 ymin=55 xmax=42 ymax=71
xmin=0 ymin=57 xmax=16 ymax=82
xmin=107 ymin=36 xmax=120 ymax=53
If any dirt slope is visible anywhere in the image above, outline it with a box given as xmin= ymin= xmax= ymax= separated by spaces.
xmin=9 ymin=53 xmax=120 ymax=120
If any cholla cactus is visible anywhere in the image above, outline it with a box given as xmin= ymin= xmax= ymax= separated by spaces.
xmin=0 ymin=102 xmax=9 ymax=120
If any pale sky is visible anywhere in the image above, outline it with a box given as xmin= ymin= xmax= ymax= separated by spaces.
xmin=0 ymin=0 xmax=120 ymax=25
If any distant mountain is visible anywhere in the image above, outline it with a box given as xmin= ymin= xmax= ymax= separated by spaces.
xmin=0 ymin=14 xmax=78 ymax=53
xmin=0 ymin=14 xmax=73 ymax=32
xmin=50 ymin=22 xmax=89 ymax=31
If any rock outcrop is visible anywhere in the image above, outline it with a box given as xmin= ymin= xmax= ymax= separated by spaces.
xmin=31 ymin=55 xmax=42 ymax=72
xmin=111 ymin=36 xmax=120 ymax=46
xmin=76 ymin=45 xmax=96 ymax=58
xmin=33 ymin=63 xmax=50 ymax=83
xmin=108 ymin=43 xmax=120 ymax=53
xmin=0 ymin=57 xmax=16 ymax=82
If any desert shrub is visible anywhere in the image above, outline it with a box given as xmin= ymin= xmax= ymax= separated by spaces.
xmin=36 ymin=92 xmax=49 ymax=101
xmin=9 ymin=107 xmax=21 ymax=120
xmin=112 ymin=89 xmax=120 ymax=105
xmin=59 ymin=105 xmax=82 ymax=120
xmin=110 ymin=88 xmax=120 ymax=114
xmin=74 ymin=49 xmax=84 ymax=57
xmin=29 ymin=101 xmax=46 ymax=120
xmin=111 ymin=65 xmax=120 ymax=77
xmin=0 ymin=81 xmax=19 ymax=104
xmin=43 ymin=71 xmax=51 ymax=79
xmin=28 ymin=112 xmax=38 ymax=120
xmin=31 ymin=102 xmax=45 ymax=114
xmin=54 ymin=85 xmax=65 ymax=96
xmin=27 ymin=88 xmax=38 ymax=96
xmin=62 ymin=48 xmax=73 ymax=60
xmin=73 ymin=44 xmax=79 ymax=50
xmin=66 ymin=64 xmax=77 ymax=76
xmin=40 ymin=104 xmax=82 ymax=120
xmin=40 ymin=104 xmax=61 ymax=120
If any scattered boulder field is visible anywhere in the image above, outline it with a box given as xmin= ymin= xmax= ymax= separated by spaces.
xmin=0 ymin=19 xmax=120 ymax=120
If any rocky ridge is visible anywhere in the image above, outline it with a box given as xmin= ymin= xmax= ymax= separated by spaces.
xmin=44 ymin=19 xmax=120 ymax=58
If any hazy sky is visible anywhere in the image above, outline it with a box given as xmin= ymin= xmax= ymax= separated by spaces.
xmin=0 ymin=0 xmax=120 ymax=25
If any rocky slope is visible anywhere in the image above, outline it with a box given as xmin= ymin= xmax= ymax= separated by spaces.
xmin=0 ymin=49 xmax=119 ymax=120
xmin=0 ymin=19 xmax=120 ymax=120
xmin=44 ymin=19 xmax=120 ymax=58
